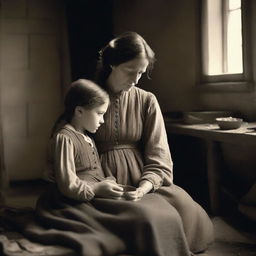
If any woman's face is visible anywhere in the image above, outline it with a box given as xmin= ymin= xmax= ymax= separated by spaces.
xmin=107 ymin=57 xmax=149 ymax=93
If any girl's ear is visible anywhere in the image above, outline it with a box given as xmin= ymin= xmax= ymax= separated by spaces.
xmin=74 ymin=106 xmax=83 ymax=117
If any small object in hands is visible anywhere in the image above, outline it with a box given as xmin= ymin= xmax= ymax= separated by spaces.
xmin=0 ymin=235 xmax=23 ymax=254
xmin=16 ymin=238 xmax=45 ymax=253
xmin=118 ymin=185 xmax=137 ymax=200
xmin=215 ymin=117 xmax=243 ymax=130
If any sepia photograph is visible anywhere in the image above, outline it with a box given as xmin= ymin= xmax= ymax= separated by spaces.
xmin=0 ymin=0 xmax=255 ymax=255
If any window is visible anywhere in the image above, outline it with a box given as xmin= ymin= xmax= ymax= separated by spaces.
xmin=201 ymin=0 xmax=252 ymax=88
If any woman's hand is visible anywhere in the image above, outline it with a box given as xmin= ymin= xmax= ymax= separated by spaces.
xmin=125 ymin=180 xmax=153 ymax=201
xmin=124 ymin=187 xmax=145 ymax=201
xmin=92 ymin=180 xmax=124 ymax=199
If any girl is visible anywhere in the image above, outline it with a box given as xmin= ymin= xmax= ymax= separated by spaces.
xmin=93 ymin=31 xmax=214 ymax=254
xmin=45 ymin=78 xmax=123 ymax=201
xmin=23 ymin=79 xmax=191 ymax=256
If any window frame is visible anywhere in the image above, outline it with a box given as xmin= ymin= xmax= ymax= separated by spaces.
xmin=200 ymin=0 xmax=253 ymax=92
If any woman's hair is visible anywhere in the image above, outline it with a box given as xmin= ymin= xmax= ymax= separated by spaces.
xmin=94 ymin=31 xmax=156 ymax=87
xmin=51 ymin=79 xmax=109 ymax=136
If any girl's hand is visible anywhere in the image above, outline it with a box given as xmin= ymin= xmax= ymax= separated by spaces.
xmin=92 ymin=180 xmax=124 ymax=199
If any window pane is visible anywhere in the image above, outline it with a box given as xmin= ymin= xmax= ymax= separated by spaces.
xmin=227 ymin=9 xmax=243 ymax=73
xmin=202 ymin=0 xmax=243 ymax=76
xmin=203 ymin=0 xmax=222 ymax=75
xmin=228 ymin=0 xmax=241 ymax=10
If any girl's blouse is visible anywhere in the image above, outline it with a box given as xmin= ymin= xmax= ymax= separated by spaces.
xmin=44 ymin=124 xmax=106 ymax=201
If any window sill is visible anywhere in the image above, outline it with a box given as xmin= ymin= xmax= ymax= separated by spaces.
xmin=198 ymin=81 xmax=254 ymax=93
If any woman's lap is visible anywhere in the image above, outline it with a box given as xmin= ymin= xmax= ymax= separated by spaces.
xmin=93 ymin=194 xmax=190 ymax=256
xmin=32 ymin=189 xmax=190 ymax=256
xmin=156 ymin=184 xmax=214 ymax=253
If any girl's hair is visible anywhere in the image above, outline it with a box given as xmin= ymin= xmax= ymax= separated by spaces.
xmin=94 ymin=31 xmax=156 ymax=88
xmin=51 ymin=79 xmax=109 ymax=136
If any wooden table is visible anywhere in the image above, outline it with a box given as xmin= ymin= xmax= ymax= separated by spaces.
xmin=165 ymin=122 xmax=256 ymax=215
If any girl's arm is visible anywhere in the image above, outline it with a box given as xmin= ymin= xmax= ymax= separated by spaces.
xmin=54 ymin=134 xmax=96 ymax=201
xmin=54 ymin=133 xmax=123 ymax=200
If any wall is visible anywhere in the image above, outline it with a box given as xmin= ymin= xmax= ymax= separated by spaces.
xmin=65 ymin=0 xmax=113 ymax=81
xmin=111 ymin=0 xmax=201 ymax=113
xmin=0 ymin=0 xmax=70 ymax=181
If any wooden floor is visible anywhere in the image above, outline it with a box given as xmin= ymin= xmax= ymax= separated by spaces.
xmin=1 ymin=180 xmax=256 ymax=256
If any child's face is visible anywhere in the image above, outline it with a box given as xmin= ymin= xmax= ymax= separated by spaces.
xmin=78 ymin=101 xmax=109 ymax=133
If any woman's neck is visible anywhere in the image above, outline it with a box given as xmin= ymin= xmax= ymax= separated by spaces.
xmin=106 ymin=76 xmax=121 ymax=94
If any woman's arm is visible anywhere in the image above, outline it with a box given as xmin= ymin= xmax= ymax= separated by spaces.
xmin=140 ymin=93 xmax=173 ymax=191
xmin=125 ymin=180 xmax=153 ymax=201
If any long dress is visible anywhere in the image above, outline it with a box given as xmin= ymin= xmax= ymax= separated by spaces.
xmin=18 ymin=124 xmax=191 ymax=256
xmin=94 ymin=86 xmax=214 ymax=253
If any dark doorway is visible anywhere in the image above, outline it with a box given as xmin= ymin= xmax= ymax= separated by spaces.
xmin=65 ymin=0 xmax=113 ymax=80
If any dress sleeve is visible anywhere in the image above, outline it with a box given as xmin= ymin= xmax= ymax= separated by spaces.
xmin=53 ymin=133 xmax=95 ymax=201
xmin=140 ymin=93 xmax=173 ymax=190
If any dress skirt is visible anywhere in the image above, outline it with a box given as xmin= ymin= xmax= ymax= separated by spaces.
xmin=22 ymin=186 xmax=191 ymax=256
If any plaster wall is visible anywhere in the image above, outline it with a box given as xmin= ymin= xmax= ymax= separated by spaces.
xmin=0 ymin=0 xmax=69 ymax=181
xmin=112 ymin=0 xmax=201 ymax=113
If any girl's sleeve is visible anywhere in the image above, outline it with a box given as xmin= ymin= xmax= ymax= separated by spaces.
xmin=53 ymin=133 xmax=95 ymax=201
xmin=140 ymin=93 xmax=173 ymax=190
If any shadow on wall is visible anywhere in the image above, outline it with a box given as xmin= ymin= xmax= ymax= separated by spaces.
xmin=167 ymin=134 xmax=210 ymax=211
xmin=65 ymin=0 xmax=113 ymax=80
xmin=220 ymin=143 xmax=256 ymax=197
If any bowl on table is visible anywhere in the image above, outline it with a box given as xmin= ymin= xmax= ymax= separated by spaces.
xmin=183 ymin=111 xmax=233 ymax=124
xmin=215 ymin=117 xmax=243 ymax=130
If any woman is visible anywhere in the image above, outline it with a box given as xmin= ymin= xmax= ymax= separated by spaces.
xmin=93 ymin=31 xmax=214 ymax=253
